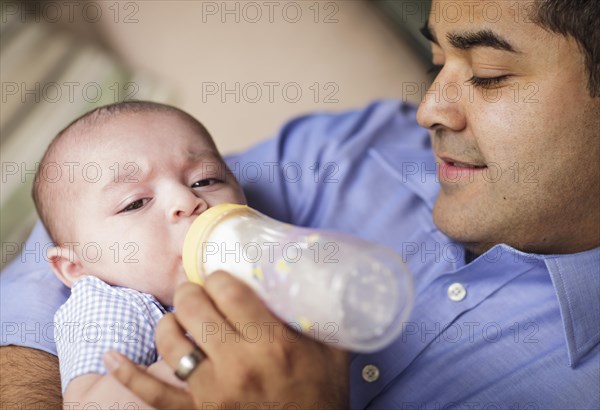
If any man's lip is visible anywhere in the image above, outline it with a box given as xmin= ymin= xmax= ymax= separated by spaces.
xmin=438 ymin=155 xmax=487 ymax=168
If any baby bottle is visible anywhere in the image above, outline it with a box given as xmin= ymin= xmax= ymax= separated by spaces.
xmin=182 ymin=204 xmax=413 ymax=353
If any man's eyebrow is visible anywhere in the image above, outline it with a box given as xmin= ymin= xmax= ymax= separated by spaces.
xmin=420 ymin=22 xmax=438 ymax=45
xmin=447 ymin=29 xmax=519 ymax=53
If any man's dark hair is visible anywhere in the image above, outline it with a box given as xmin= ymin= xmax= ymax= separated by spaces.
xmin=532 ymin=0 xmax=600 ymax=97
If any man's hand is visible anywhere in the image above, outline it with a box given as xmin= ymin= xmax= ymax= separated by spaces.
xmin=147 ymin=359 xmax=187 ymax=389
xmin=0 ymin=346 xmax=62 ymax=408
xmin=106 ymin=271 xmax=349 ymax=409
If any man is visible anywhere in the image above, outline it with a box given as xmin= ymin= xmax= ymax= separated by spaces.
xmin=2 ymin=0 xmax=599 ymax=408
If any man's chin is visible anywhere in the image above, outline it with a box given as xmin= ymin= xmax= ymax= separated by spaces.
xmin=432 ymin=198 xmax=497 ymax=256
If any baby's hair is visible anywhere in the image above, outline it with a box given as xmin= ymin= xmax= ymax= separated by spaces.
xmin=32 ymin=100 xmax=215 ymax=245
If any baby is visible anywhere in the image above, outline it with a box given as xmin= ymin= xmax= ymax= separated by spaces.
xmin=32 ymin=101 xmax=247 ymax=406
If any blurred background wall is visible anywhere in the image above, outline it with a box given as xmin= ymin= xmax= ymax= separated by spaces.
xmin=1 ymin=0 xmax=431 ymax=267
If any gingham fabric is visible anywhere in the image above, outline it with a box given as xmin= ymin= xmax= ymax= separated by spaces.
xmin=54 ymin=276 xmax=171 ymax=393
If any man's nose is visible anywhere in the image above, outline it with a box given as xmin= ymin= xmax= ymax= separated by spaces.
xmin=168 ymin=188 xmax=207 ymax=221
xmin=416 ymin=69 xmax=467 ymax=132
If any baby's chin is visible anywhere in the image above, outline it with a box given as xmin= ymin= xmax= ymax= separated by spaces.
xmin=161 ymin=267 xmax=189 ymax=306
xmin=152 ymin=293 xmax=174 ymax=308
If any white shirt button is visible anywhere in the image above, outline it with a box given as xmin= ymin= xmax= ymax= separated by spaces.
xmin=447 ymin=283 xmax=467 ymax=302
xmin=362 ymin=364 xmax=380 ymax=382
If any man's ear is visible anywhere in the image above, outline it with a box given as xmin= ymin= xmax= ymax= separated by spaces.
xmin=47 ymin=246 xmax=86 ymax=288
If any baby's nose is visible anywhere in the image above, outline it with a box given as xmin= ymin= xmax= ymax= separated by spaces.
xmin=169 ymin=192 xmax=207 ymax=221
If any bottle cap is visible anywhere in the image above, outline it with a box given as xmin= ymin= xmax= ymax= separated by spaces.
xmin=182 ymin=203 xmax=249 ymax=285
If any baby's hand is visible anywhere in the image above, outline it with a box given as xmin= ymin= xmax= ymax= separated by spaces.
xmin=147 ymin=360 xmax=188 ymax=389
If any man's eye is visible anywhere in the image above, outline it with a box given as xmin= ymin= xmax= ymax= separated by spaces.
xmin=120 ymin=198 xmax=150 ymax=213
xmin=427 ymin=63 xmax=510 ymax=89
xmin=467 ymin=75 xmax=510 ymax=88
xmin=192 ymin=178 xmax=222 ymax=188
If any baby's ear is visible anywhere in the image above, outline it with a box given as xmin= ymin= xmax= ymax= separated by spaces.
xmin=47 ymin=246 xmax=85 ymax=288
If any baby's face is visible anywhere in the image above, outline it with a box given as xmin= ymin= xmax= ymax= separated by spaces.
xmin=64 ymin=112 xmax=245 ymax=305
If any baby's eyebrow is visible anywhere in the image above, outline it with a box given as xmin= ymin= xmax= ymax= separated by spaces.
xmin=187 ymin=149 xmax=221 ymax=162
xmin=184 ymin=150 xmax=227 ymax=172
xmin=101 ymin=150 xmax=223 ymax=192
xmin=102 ymin=164 xmax=148 ymax=193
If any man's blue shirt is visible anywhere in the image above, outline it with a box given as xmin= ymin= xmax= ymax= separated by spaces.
xmin=2 ymin=100 xmax=599 ymax=408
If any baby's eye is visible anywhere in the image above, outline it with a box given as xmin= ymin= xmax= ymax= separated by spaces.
xmin=192 ymin=178 xmax=222 ymax=188
xmin=120 ymin=198 xmax=150 ymax=213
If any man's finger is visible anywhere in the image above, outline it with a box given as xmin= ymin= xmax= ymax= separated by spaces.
xmin=155 ymin=314 xmax=209 ymax=377
xmin=173 ymin=282 xmax=246 ymax=355
xmin=104 ymin=351 xmax=195 ymax=409
xmin=203 ymin=271 xmax=284 ymax=340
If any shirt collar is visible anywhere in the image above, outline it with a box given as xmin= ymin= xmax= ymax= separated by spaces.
xmin=543 ymin=246 xmax=600 ymax=367
xmin=471 ymin=244 xmax=600 ymax=367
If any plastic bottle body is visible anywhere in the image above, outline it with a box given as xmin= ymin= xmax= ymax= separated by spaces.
xmin=183 ymin=204 xmax=413 ymax=353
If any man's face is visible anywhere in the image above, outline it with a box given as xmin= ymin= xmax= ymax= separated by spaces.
xmin=65 ymin=112 xmax=245 ymax=305
xmin=416 ymin=0 xmax=600 ymax=254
